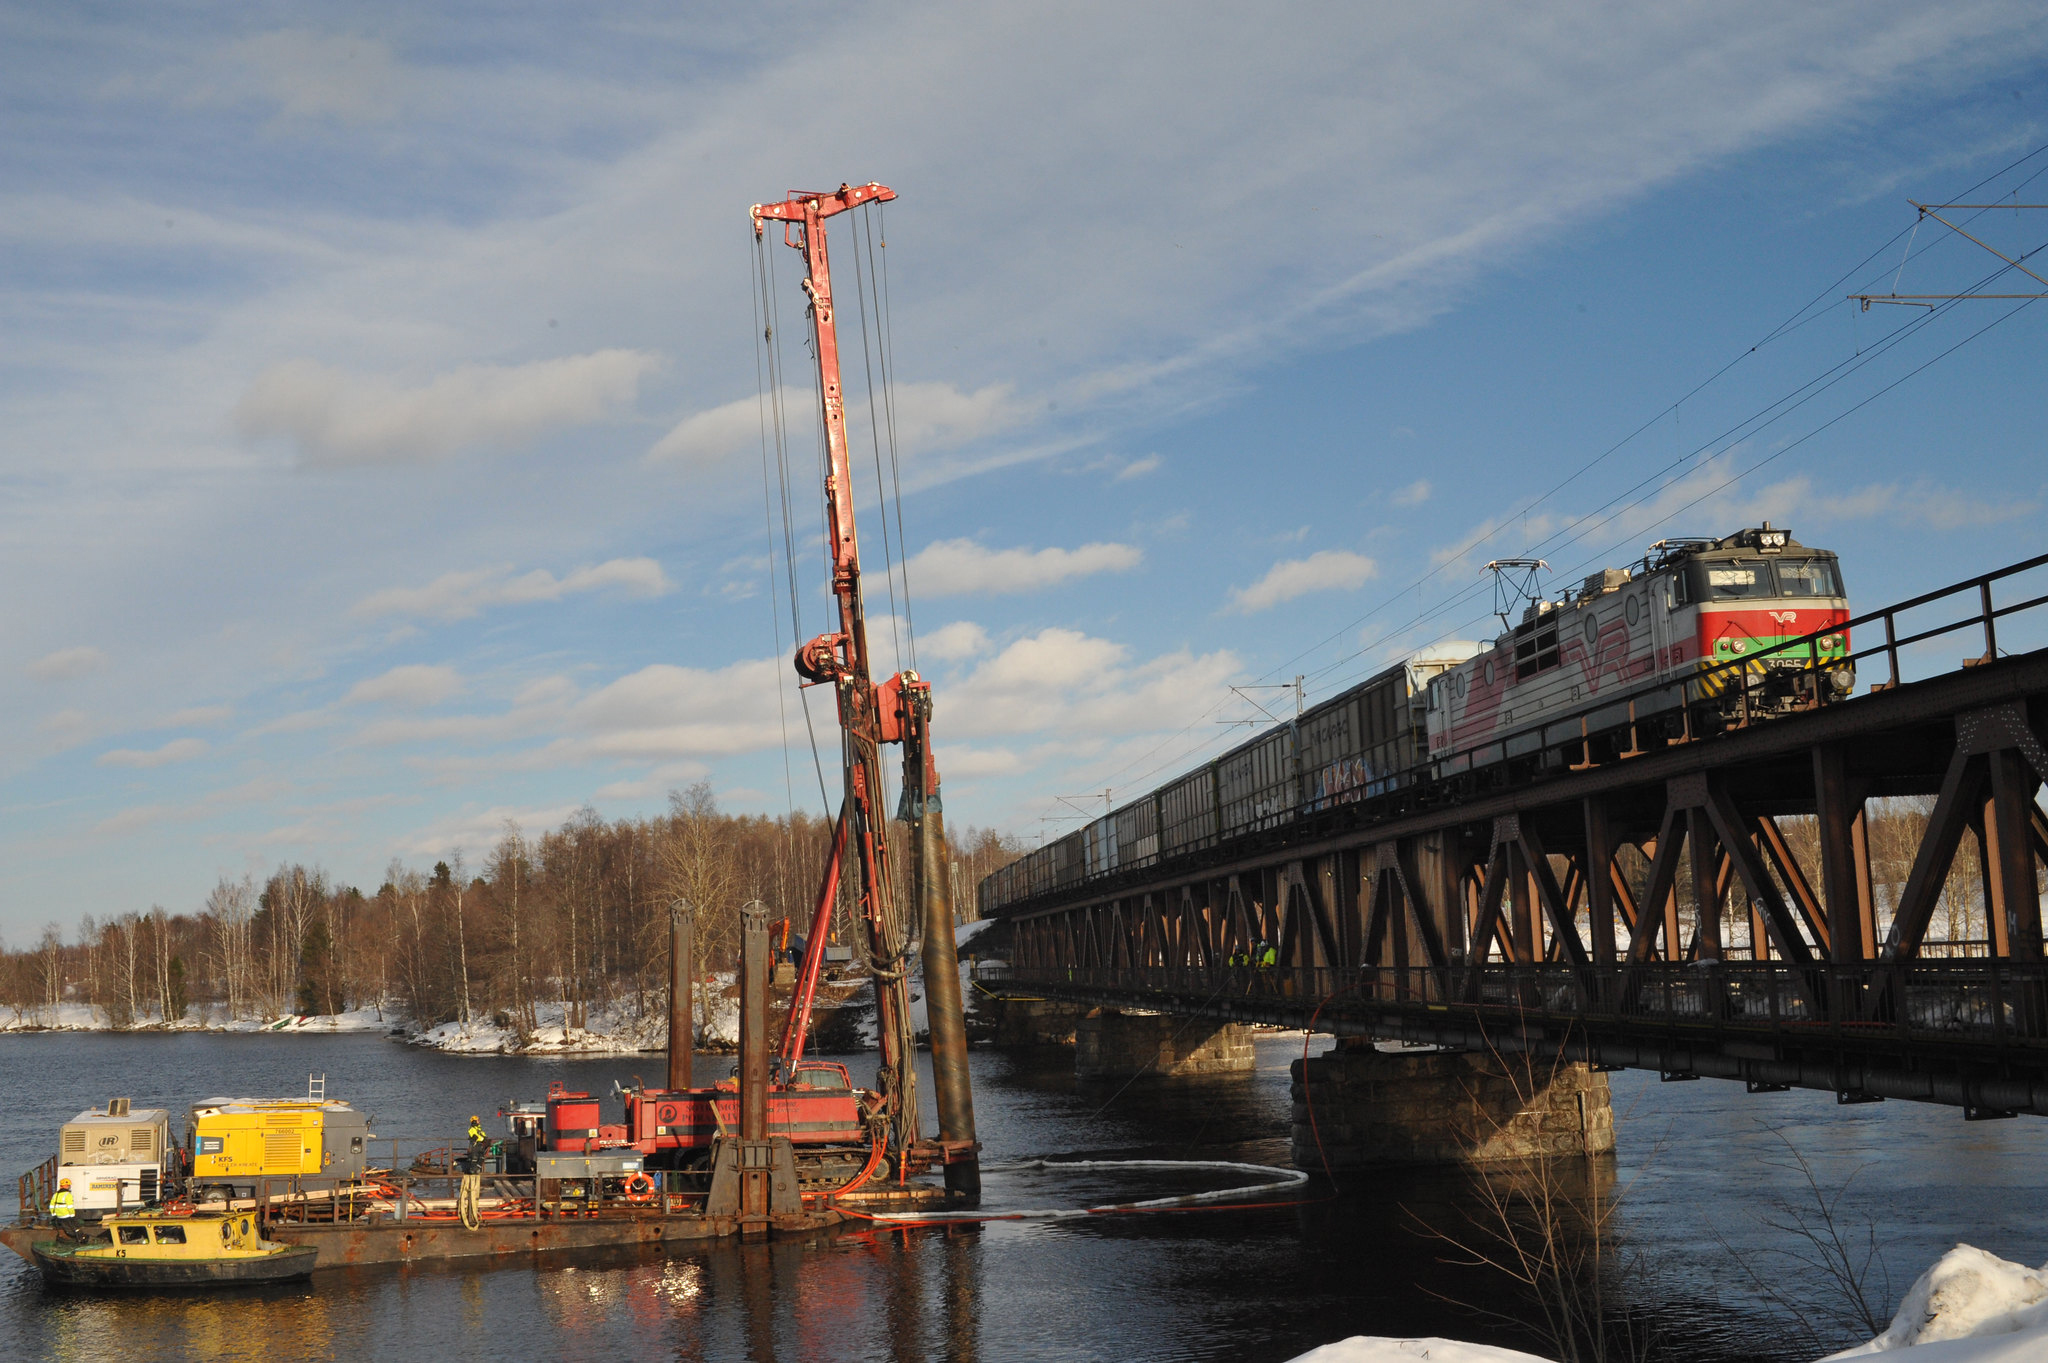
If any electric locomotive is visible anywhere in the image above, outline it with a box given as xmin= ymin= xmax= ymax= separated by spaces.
xmin=1425 ymin=525 xmax=1851 ymax=772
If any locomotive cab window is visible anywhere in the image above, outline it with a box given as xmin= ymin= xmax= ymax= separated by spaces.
xmin=1775 ymin=558 xmax=1841 ymax=597
xmin=1688 ymin=560 xmax=1773 ymax=600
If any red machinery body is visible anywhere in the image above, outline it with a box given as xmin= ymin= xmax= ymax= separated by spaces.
xmin=619 ymin=1062 xmax=865 ymax=1155
xmin=543 ymin=1084 xmax=605 ymax=1152
xmin=535 ymin=1064 xmax=867 ymax=1162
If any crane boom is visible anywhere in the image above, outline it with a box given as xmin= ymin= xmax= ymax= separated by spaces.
xmin=753 ymin=184 xmax=979 ymax=1198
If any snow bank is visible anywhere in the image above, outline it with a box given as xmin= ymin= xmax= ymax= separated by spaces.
xmin=1825 ymin=1245 xmax=2048 ymax=1360
xmin=407 ymin=986 xmax=740 ymax=1057
xmin=2 ymin=1003 xmax=389 ymax=1034
xmin=1285 ymin=1244 xmax=2048 ymax=1363
xmin=1287 ymin=1339 xmax=1552 ymax=1363
xmin=220 ymin=1008 xmax=389 ymax=1034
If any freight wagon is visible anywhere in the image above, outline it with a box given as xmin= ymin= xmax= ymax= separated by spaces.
xmin=979 ymin=526 xmax=1851 ymax=917
xmin=979 ymin=643 xmax=1478 ymax=914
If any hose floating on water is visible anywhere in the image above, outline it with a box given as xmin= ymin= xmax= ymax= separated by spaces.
xmin=838 ymin=1157 xmax=1312 ymax=1228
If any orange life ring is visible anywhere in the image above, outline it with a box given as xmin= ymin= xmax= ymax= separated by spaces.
xmin=622 ymin=1173 xmax=657 ymax=1205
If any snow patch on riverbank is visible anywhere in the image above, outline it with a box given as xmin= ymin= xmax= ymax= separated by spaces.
xmin=2 ymin=1002 xmax=392 ymax=1034
xmin=1286 ymin=1245 xmax=2048 ymax=1363
xmin=1288 ymin=1339 xmax=1551 ymax=1363
xmin=1824 ymin=1245 xmax=2048 ymax=1359
xmin=407 ymin=986 xmax=741 ymax=1056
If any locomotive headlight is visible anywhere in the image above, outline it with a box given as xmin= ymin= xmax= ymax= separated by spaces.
xmin=1831 ymin=667 xmax=1854 ymax=693
xmin=1729 ymin=638 xmax=1747 ymax=654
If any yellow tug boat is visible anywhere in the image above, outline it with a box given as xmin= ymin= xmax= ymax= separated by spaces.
xmin=33 ymin=1209 xmax=317 ymax=1288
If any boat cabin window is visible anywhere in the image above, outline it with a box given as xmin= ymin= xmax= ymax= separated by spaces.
xmin=794 ymin=1066 xmax=850 ymax=1090
xmin=1774 ymin=558 xmax=1841 ymax=597
xmin=119 ymin=1226 xmax=149 ymax=1244
xmin=154 ymin=1225 xmax=187 ymax=1244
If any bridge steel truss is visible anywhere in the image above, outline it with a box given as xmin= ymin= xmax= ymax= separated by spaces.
xmin=1001 ymin=567 xmax=2048 ymax=1119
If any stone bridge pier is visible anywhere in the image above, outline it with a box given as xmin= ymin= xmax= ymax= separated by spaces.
xmin=1074 ymin=1008 xmax=1256 ymax=1078
xmin=1292 ymin=1040 xmax=1615 ymax=1169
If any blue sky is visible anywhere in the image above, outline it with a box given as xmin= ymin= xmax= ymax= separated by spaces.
xmin=5 ymin=3 xmax=2048 ymax=939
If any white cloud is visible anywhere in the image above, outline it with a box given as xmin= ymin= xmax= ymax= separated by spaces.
xmin=163 ymin=705 xmax=233 ymax=727
xmin=1429 ymin=457 xmax=2033 ymax=593
xmin=394 ymin=803 xmax=591 ymax=860
xmin=354 ymin=657 xmax=788 ymax=762
xmin=945 ymin=628 xmax=1240 ymax=739
xmin=1393 ymin=480 xmax=1432 ymax=506
xmin=225 ymin=31 xmax=406 ymax=123
xmin=648 ymin=381 xmax=1020 ymax=468
xmin=7 ymin=3 xmax=2046 ymax=931
xmin=38 ymin=709 xmax=93 ymax=748
xmin=902 ymin=539 xmax=1142 ymax=597
xmin=938 ymin=745 xmax=1022 ymax=778
xmin=567 ymin=659 xmax=785 ymax=759
xmin=1810 ymin=479 xmax=2036 ymax=531
xmin=592 ymin=761 xmax=714 ymax=802
xmin=28 ymin=646 xmax=107 ymax=681
xmin=1226 ymin=550 xmax=1378 ymax=613
xmin=94 ymin=778 xmax=290 ymax=837
xmin=97 ymin=737 xmax=209 ymax=769
xmin=244 ymin=709 xmax=337 ymax=738
xmin=344 ymin=664 xmax=465 ymax=709
xmin=236 ymin=350 xmax=658 ymax=465
xmin=351 ymin=558 xmax=672 ymax=622
xmin=1115 ymin=454 xmax=1163 ymax=481
xmin=921 ymin=621 xmax=991 ymax=661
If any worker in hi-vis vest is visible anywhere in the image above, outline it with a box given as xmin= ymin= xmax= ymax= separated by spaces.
xmin=467 ymin=1115 xmax=488 ymax=1170
xmin=49 ymin=1178 xmax=75 ymax=1229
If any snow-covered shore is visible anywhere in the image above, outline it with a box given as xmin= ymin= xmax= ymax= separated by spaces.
xmin=1 ymin=1003 xmax=391 ymax=1035
xmin=407 ymin=994 xmax=740 ymax=1056
xmin=3 ymin=971 xmax=879 ymax=1056
xmin=1289 ymin=1245 xmax=2048 ymax=1363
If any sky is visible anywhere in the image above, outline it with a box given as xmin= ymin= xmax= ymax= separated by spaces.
xmin=4 ymin=2 xmax=2048 ymax=941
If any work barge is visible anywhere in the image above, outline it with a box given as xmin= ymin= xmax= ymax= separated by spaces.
xmin=5 ymin=179 xmax=982 ymax=1277
xmin=4 ymin=901 xmax=969 ymax=1274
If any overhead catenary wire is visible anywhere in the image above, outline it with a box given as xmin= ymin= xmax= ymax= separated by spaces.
xmin=1104 ymin=261 xmax=2040 ymax=802
xmin=1261 ymin=140 xmax=2048 ymax=699
xmin=1041 ymin=146 xmax=2048 ymax=816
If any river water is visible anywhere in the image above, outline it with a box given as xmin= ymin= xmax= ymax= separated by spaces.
xmin=2 ymin=1025 xmax=2044 ymax=1362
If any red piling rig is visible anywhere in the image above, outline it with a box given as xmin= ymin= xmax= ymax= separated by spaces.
xmin=753 ymin=184 xmax=978 ymax=1194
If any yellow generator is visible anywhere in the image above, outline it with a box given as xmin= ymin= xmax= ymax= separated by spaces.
xmin=187 ymin=1098 xmax=371 ymax=1182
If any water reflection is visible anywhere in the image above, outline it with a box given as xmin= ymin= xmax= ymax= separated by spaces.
xmin=2 ymin=1033 xmax=2045 ymax=1362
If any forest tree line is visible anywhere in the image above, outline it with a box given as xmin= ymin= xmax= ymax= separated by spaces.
xmin=0 ymin=784 xmax=1027 ymax=1032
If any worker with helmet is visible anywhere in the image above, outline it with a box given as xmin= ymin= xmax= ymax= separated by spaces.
xmin=49 ymin=1178 xmax=76 ymax=1234
xmin=466 ymin=1114 xmax=488 ymax=1172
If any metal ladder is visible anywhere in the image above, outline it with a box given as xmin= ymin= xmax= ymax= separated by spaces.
xmin=306 ymin=1073 xmax=326 ymax=1102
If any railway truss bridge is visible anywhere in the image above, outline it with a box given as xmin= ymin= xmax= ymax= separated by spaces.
xmin=995 ymin=555 xmax=2048 ymax=1119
